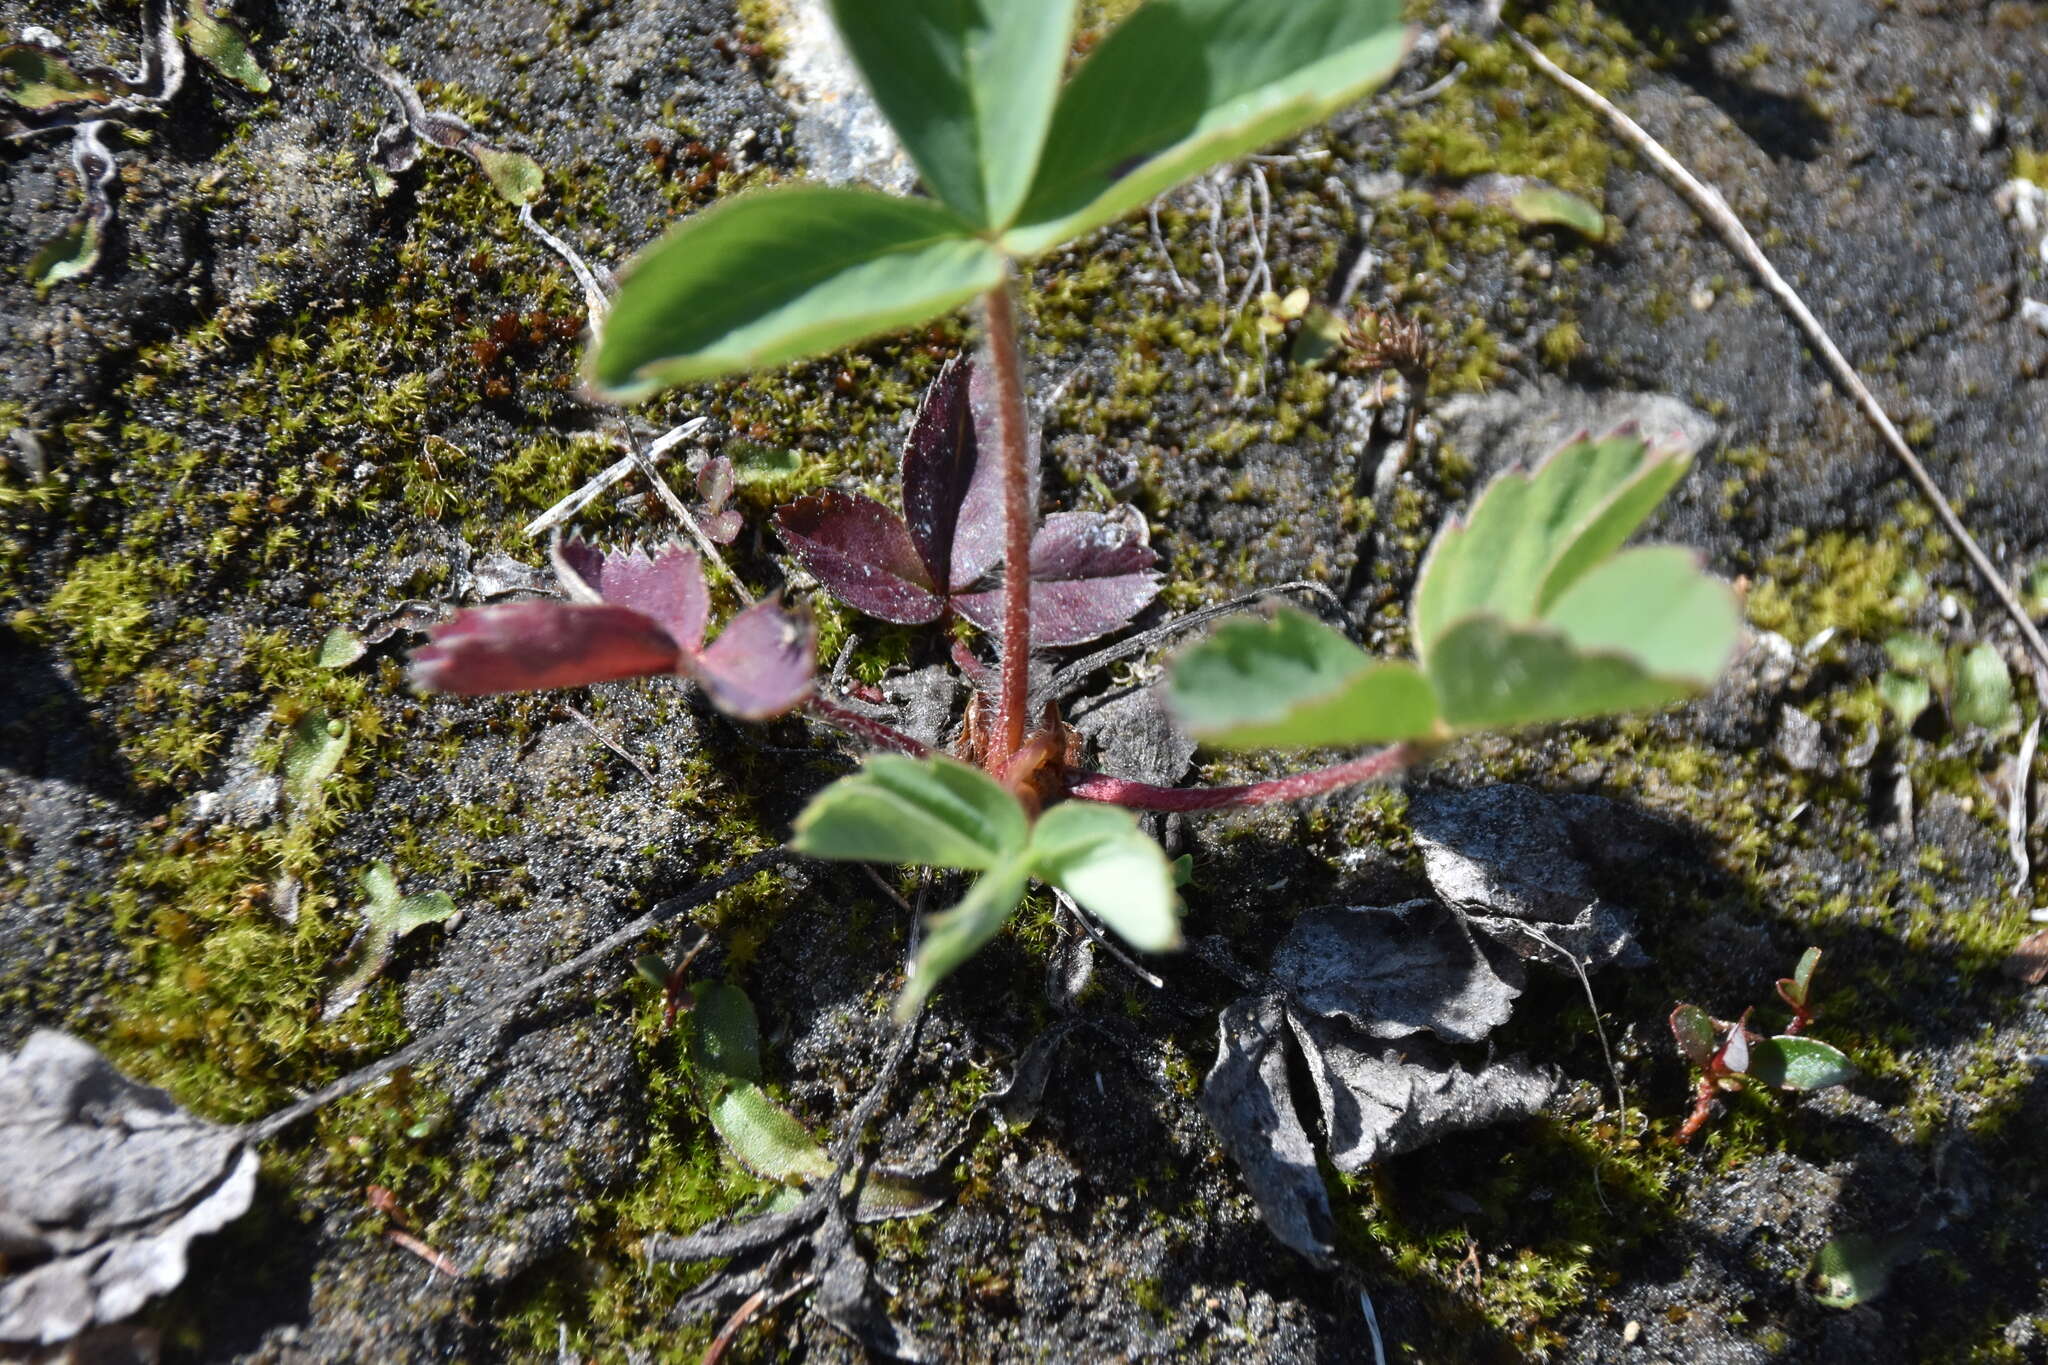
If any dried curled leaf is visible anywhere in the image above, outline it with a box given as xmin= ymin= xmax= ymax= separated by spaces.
xmin=0 ymin=1032 xmax=259 ymax=1345
xmin=1198 ymin=995 xmax=1336 ymax=1266
xmin=1270 ymin=900 xmax=1522 ymax=1045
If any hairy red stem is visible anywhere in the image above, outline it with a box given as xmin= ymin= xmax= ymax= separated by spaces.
xmin=982 ymin=276 xmax=1033 ymax=770
xmin=1064 ymin=743 xmax=1418 ymax=812
xmin=806 ymin=696 xmax=930 ymax=756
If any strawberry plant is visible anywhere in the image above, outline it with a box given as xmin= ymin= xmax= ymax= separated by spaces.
xmin=414 ymin=0 xmax=1741 ymax=1017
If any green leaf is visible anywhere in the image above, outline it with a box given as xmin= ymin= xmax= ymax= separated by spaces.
xmin=690 ymin=980 xmax=765 ymax=1084
xmin=1166 ymin=608 xmax=1440 ymax=749
xmin=825 ymin=0 xmax=1075 ymax=228
xmin=471 ymin=146 xmax=544 ymax=206
xmin=358 ymin=862 xmax=459 ymax=938
xmin=1951 ymin=642 xmax=2016 ymax=730
xmin=1533 ymin=545 xmax=1743 ymax=688
xmin=1 ymin=44 xmax=112 ymax=110
xmin=283 ymin=709 xmax=350 ymax=813
xmin=1745 ymin=1035 xmax=1853 ymax=1091
xmin=1882 ymin=632 xmax=1942 ymax=677
xmin=1669 ymin=1003 xmax=1716 ymax=1069
xmin=1878 ymin=671 xmax=1932 ymax=729
xmin=1779 ymin=947 xmax=1821 ymax=1012
xmin=1412 ymin=431 xmax=1692 ymax=656
xmin=1030 ymin=801 xmax=1180 ymax=952
xmin=728 ymin=442 xmax=804 ymax=484
xmin=182 ymin=0 xmax=271 ymax=93
xmin=1004 ymin=0 xmax=1408 ymax=256
xmin=316 ymin=626 xmax=367 ymax=669
xmin=791 ymin=753 xmax=1029 ymax=872
xmin=1505 ymin=184 xmax=1605 ymax=238
xmin=2025 ymin=563 xmax=2048 ymax=616
xmin=25 ymin=217 xmax=104 ymax=291
xmin=710 ymin=1085 xmax=836 ymax=1182
xmin=1422 ymin=619 xmax=1691 ymax=732
xmin=897 ymin=859 xmax=1031 ymax=1019
xmin=1812 ymin=1231 xmax=1918 ymax=1309
xmin=689 ymin=983 xmax=950 ymax=1215
xmin=592 ymin=186 xmax=1001 ymax=397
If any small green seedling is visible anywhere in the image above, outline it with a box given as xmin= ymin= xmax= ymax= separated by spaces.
xmin=687 ymin=980 xmax=947 ymax=1218
xmin=1670 ymin=948 xmax=1852 ymax=1143
xmin=323 ymin=863 xmax=459 ymax=1020
xmin=1879 ymin=632 xmax=2017 ymax=732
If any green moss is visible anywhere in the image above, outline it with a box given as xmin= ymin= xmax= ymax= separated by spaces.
xmin=1744 ymin=521 xmax=1938 ymax=642
xmin=27 ymin=552 xmax=183 ymax=693
xmin=1538 ymin=318 xmax=1584 ymax=370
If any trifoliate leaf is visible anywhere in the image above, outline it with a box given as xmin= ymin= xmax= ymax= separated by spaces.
xmin=1413 ymin=430 xmax=1693 ymax=652
xmin=790 ymin=753 xmax=1029 ymax=872
xmin=1030 ymin=800 xmax=1180 ymax=952
xmin=1170 ymin=430 xmax=1739 ymax=749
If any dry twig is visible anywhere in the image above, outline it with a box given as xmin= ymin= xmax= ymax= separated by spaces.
xmin=1508 ymin=29 xmax=2048 ymax=679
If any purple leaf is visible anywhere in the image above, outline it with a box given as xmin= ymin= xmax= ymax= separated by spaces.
xmin=703 ymin=508 xmax=744 ymax=545
xmin=691 ymin=597 xmax=816 ymax=719
xmin=900 ymin=355 xmax=979 ymax=588
xmin=950 ymin=351 xmax=1036 ymax=589
xmin=952 ymin=507 xmax=1160 ymax=647
xmin=696 ymin=456 xmax=735 ymax=511
xmin=775 ymin=491 xmax=945 ymax=625
xmin=411 ymin=601 xmax=680 ymax=695
xmin=554 ymin=540 xmax=710 ymax=653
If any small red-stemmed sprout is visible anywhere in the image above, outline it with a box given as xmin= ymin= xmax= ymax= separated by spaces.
xmin=410 ymin=535 xmax=814 ymax=720
xmin=1670 ymin=949 xmax=1850 ymax=1144
xmin=773 ymin=356 xmax=1159 ymax=649
xmin=1671 ymin=1003 xmax=1752 ymax=1145
xmin=1775 ymin=946 xmax=1822 ymax=1035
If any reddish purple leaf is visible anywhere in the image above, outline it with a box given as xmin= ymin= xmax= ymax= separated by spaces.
xmin=703 ymin=509 xmax=744 ymax=545
xmin=774 ymin=490 xmax=945 ymax=625
xmin=410 ymin=601 xmax=680 ymax=695
xmin=901 ymin=355 xmax=982 ymax=588
xmin=553 ymin=540 xmax=710 ymax=653
xmin=696 ymin=456 xmax=735 ymax=510
xmin=952 ymin=507 xmax=1159 ymax=646
xmin=691 ymin=597 xmax=816 ymax=719
xmin=950 ymin=352 xmax=1035 ymax=589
